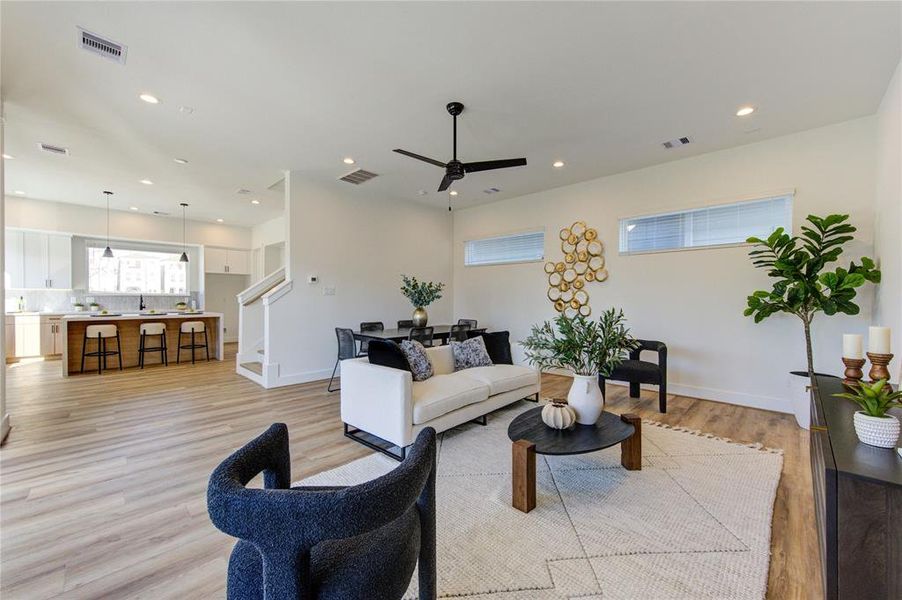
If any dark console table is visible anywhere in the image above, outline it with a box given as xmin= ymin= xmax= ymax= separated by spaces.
xmin=810 ymin=375 xmax=902 ymax=599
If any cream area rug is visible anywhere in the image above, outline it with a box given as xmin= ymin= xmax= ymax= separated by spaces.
xmin=300 ymin=402 xmax=784 ymax=599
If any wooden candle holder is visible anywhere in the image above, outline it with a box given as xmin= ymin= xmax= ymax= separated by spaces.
xmin=841 ymin=357 xmax=865 ymax=387
xmin=866 ymin=352 xmax=894 ymax=390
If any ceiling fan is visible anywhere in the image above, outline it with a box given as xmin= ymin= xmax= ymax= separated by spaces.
xmin=394 ymin=101 xmax=527 ymax=192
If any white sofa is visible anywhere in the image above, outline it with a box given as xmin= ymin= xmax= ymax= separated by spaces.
xmin=341 ymin=344 xmax=540 ymax=458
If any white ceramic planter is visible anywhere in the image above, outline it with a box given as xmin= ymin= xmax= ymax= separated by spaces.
xmin=788 ymin=372 xmax=811 ymax=430
xmin=853 ymin=412 xmax=900 ymax=448
xmin=567 ymin=374 xmax=604 ymax=425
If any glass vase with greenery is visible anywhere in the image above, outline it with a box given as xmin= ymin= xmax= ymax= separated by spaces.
xmin=520 ymin=309 xmax=637 ymax=377
xmin=743 ymin=214 xmax=881 ymax=389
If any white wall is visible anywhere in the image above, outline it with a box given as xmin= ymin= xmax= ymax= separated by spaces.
xmin=266 ymin=172 xmax=452 ymax=384
xmin=5 ymin=196 xmax=252 ymax=249
xmin=205 ymin=273 xmax=249 ymax=342
xmin=453 ymin=117 xmax=877 ymax=413
xmin=251 ymin=215 xmax=285 ymax=248
xmin=873 ymin=59 xmax=902 ymax=383
xmin=1 ymin=108 xmax=8 ymax=442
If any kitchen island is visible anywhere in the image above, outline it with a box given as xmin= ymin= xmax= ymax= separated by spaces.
xmin=60 ymin=312 xmax=224 ymax=376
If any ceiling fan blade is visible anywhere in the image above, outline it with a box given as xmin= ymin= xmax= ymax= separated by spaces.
xmin=463 ymin=158 xmax=527 ymax=173
xmin=393 ymin=149 xmax=446 ymax=168
xmin=437 ymin=174 xmax=453 ymax=192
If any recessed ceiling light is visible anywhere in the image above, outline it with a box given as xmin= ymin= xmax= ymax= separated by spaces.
xmin=251 ymin=199 xmax=260 ymax=205
xmin=449 ymin=190 xmax=458 ymax=196
xmin=553 ymin=160 xmax=565 ymax=168
xmin=2 ymin=154 xmax=13 ymax=160
xmin=139 ymin=179 xmax=153 ymax=185
xmin=139 ymin=93 xmax=160 ymax=104
xmin=343 ymin=157 xmax=355 ymax=165
xmin=216 ymin=218 xmax=224 ymax=223
xmin=173 ymin=158 xmax=188 ymax=164
xmin=178 ymin=105 xmax=194 ymax=114
xmin=129 ymin=206 xmax=139 ymax=211
xmin=736 ymin=106 xmax=755 ymax=117
xmin=14 ymin=190 xmax=26 ymax=195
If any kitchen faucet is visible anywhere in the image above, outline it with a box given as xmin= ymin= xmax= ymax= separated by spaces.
xmin=139 ymin=294 xmax=146 ymax=311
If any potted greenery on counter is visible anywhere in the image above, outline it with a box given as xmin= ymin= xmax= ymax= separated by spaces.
xmin=521 ymin=308 xmax=637 ymax=425
xmin=833 ymin=380 xmax=901 ymax=448
xmin=400 ymin=275 xmax=445 ymax=327
xmin=743 ymin=214 xmax=880 ymax=429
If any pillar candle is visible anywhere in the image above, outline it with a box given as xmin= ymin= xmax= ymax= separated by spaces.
xmin=868 ymin=326 xmax=891 ymax=354
xmin=842 ymin=334 xmax=863 ymax=359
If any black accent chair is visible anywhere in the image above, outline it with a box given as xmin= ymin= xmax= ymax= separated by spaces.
xmin=409 ymin=326 xmax=434 ymax=347
xmin=449 ymin=323 xmax=470 ymax=342
xmin=457 ymin=318 xmax=478 ymax=329
xmin=207 ymin=424 xmax=437 ymax=600
xmin=599 ymin=339 xmax=668 ymax=413
xmin=358 ymin=321 xmax=384 ymax=356
xmin=328 ymin=328 xmax=357 ymax=393
xmin=397 ymin=319 xmax=414 ymax=329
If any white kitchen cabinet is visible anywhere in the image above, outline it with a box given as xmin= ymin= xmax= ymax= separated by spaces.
xmin=10 ymin=230 xmax=72 ymax=289
xmin=5 ymin=317 xmax=16 ymax=360
xmin=14 ymin=315 xmax=41 ymax=357
xmin=5 ymin=230 xmax=25 ymax=289
xmin=204 ymin=247 xmax=250 ymax=275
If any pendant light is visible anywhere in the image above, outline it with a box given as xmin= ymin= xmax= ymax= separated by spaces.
xmin=179 ymin=203 xmax=189 ymax=262
xmin=102 ymin=191 xmax=114 ymax=258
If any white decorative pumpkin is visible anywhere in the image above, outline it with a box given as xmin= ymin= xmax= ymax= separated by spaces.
xmin=542 ymin=401 xmax=577 ymax=430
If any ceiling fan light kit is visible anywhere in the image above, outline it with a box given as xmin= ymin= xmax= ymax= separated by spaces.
xmin=394 ymin=101 xmax=527 ymax=192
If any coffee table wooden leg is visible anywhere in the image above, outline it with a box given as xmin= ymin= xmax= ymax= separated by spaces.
xmin=512 ymin=439 xmax=536 ymax=513
xmin=620 ymin=413 xmax=642 ymax=470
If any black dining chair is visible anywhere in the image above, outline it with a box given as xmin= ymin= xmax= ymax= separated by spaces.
xmin=397 ymin=319 xmax=414 ymax=330
xmin=449 ymin=323 xmax=470 ymax=342
xmin=599 ymin=339 xmax=668 ymax=413
xmin=358 ymin=322 xmax=384 ymax=356
xmin=207 ymin=423 xmax=437 ymax=600
xmin=329 ymin=328 xmax=358 ymax=393
xmin=457 ymin=319 xmax=478 ymax=329
xmin=409 ymin=326 xmax=435 ymax=347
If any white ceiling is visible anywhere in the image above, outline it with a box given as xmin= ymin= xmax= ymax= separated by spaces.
xmin=2 ymin=1 xmax=899 ymax=225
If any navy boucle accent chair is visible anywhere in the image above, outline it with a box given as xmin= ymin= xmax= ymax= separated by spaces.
xmin=207 ymin=423 xmax=437 ymax=600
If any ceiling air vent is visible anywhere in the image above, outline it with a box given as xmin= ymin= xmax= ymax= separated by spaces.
xmin=152 ymin=210 xmax=171 ymax=216
xmin=339 ymin=169 xmax=379 ymax=185
xmin=79 ymin=28 xmax=127 ymax=64
xmin=483 ymin=187 xmax=501 ymax=195
xmin=236 ymin=188 xmax=252 ymax=195
xmin=38 ymin=142 xmax=70 ymax=156
xmin=662 ymin=137 xmax=692 ymax=149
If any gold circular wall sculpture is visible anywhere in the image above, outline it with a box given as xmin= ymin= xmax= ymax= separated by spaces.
xmin=545 ymin=220 xmax=607 ymax=315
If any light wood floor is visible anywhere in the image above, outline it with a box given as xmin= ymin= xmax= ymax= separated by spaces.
xmin=1 ymin=345 xmax=820 ymax=599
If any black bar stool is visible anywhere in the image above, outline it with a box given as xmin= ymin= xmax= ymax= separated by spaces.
xmin=80 ymin=324 xmax=122 ymax=375
xmin=177 ymin=320 xmax=210 ymax=364
xmin=138 ymin=322 xmax=168 ymax=368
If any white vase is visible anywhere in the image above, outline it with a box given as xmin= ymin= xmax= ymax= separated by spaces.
xmin=788 ymin=372 xmax=811 ymax=430
xmin=853 ymin=412 xmax=900 ymax=448
xmin=567 ymin=374 xmax=604 ymax=425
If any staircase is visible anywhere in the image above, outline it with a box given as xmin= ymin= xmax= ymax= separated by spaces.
xmin=235 ymin=267 xmax=291 ymax=386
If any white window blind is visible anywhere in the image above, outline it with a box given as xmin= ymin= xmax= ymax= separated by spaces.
xmin=619 ymin=194 xmax=793 ymax=254
xmin=465 ymin=231 xmax=544 ymax=266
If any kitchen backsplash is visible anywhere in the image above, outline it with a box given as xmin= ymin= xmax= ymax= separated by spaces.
xmin=6 ymin=290 xmax=203 ymax=313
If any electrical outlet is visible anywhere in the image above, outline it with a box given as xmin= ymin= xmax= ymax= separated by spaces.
xmin=70 ymin=296 xmax=77 ymax=304
xmin=85 ymin=296 xmax=94 ymax=303
xmin=323 ymin=286 xmax=336 ymax=296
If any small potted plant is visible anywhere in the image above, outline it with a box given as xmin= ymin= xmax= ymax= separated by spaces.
xmin=400 ymin=274 xmax=445 ymax=327
xmin=521 ymin=308 xmax=637 ymax=425
xmin=833 ymin=379 xmax=901 ymax=448
xmin=175 ymin=301 xmax=188 ymax=311
xmin=72 ymin=302 xmax=85 ymax=312
xmin=89 ymin=302 xmax=100 ymax=312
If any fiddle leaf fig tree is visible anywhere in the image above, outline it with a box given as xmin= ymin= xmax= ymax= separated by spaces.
xmin=744 ymin=214 xmax=880 ymax=386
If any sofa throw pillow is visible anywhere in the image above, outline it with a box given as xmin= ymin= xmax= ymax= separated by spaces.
xmin=367 ymin=340 xmax=411 ymax=373
xmin=465 ymin=330 xmax=513 ymax=364
xmin=451 ymin=336 xmax=493 ymax=371
xmin=400 ymin=340 xmax=434 ymax=381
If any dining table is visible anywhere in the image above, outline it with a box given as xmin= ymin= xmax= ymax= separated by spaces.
xmin=352 ymin=325 xmax=485 ymax=345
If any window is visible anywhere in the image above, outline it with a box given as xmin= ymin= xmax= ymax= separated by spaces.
xmin=464 ymin=230 xmax=544 ymax=266
xmin=618 ymin=193 xmax=793 ymax=254
xmin=88 ymin=246 xmax=188 ymax=294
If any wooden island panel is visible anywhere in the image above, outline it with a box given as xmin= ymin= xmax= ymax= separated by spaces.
xmin=63 ymin=315 xmax=222 ymax=375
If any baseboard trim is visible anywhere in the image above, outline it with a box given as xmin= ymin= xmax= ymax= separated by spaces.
xmin=267 ymin=367 xmax=334 ymax=388
xmin=605 ymin=380 xmax=790 ymax=415
xmin=1 ymin=413 xmax=10 ymax=445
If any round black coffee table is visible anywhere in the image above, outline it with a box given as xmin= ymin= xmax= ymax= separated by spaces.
xmin=507 ymin=406 xmax=642 ymax=513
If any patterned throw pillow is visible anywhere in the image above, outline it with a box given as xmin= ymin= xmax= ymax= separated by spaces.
xmin=400 ymin=340 xmax=434 ymax=381
xmin=450 ymin=336 xmax=493 ymax=371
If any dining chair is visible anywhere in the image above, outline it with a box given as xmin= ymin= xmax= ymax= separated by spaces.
xmin=409 ymin=326 xmax=435 ymax=347
xmin=397 ymin=319 xmax=414 ymax=329
xmin=329 ymin=328 xmax=358 ymax=393
xmin=457 ymin=318 xmax=478 ymax=329
xmin=358 ymin=321 xmax=384 ymax=356
xmin=449 ymin=323 xmax=470 ymax=343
